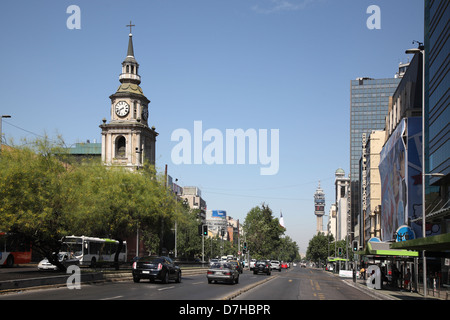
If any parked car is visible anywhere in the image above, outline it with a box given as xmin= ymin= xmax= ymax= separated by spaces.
xmin=253 ymin=260 xmax=271 ymax=275
xmin=207 ymin=262 xmax=239 ymax=284
xmin=38 ymin=252 xmax=79 ymax=271
xmin=132 ymin=256 xmax=181 ymax=284
xmin=270 ymin=260 xmax=281 ymax=272
xmin=249 ymin=259 xmax=256 ymax=271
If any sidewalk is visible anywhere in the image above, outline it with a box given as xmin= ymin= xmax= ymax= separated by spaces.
xmin=338 ymin=273 xmax=448 ymax=301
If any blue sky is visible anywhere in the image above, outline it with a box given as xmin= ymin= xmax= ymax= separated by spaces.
xmin=0 ymin=0 xmax=424 ymax=254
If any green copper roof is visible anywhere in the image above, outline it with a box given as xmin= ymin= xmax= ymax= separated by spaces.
xmin=116 ymin=83 xmax=144 ymax=95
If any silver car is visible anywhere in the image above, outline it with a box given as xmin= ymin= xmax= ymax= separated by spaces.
xmin=207 ymin=262 xmax=239 ymax=284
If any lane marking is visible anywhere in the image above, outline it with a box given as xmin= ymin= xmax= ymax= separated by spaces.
xmin=100 ymin=295 xmax=123 ymax=300
xmin=158 ymin=286 xmax=175 ymax=291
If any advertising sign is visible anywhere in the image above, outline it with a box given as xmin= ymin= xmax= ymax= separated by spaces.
xmin=211 ymin=210 xmax=226 ymax=218
xmin=206 ymin=210 xmax=227 ymax=233
xmin=379 ymin=119 xmax=406 ymax=241
xmin=395 ymin=225 xmax=416 ymax=242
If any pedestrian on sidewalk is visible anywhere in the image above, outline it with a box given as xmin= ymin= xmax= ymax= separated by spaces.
xmin=392 ymin=265 xmax=400 ymax=289
xmin=404 ymin=268 xmax=411 ymax=291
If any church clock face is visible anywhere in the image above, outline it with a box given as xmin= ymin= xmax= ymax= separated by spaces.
xmin=115 ymin=101 xmax=130 ymax=117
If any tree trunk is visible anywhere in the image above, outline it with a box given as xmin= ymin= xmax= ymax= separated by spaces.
xmin=114 ymin=239 xmax=123 ymax=270
xmin=47 ymin=252 xmax=67 ymax=272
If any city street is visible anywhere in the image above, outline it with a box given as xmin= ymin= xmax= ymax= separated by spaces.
xmin=0 ymin=266 xmax=375 ymax=301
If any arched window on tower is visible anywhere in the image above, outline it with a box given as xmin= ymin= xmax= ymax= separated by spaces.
xmin=116 ymin=136 xmax=126 ymax=158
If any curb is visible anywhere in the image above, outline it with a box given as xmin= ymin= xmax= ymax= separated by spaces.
xmin=221 ymin=274 xmax=277 ymax=300
xmin=0 ymin=268 xmax=210 ymax=294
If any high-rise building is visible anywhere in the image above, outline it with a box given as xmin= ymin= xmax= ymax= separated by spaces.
xmin=426 ymin=0 xmax=449 ymax=187
xmin=314 ymin=182 xmax=325 ymax=233
xmin=361 ymin=130 xmax=384 ymax=243
xmin=334 ymin=169 xmax=350 ymax=241
xmin=350 ymin=75 xmax=403 ymax=237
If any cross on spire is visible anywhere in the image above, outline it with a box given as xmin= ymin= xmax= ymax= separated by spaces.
xmin=126 ymin=21 xmax=135 ymax=34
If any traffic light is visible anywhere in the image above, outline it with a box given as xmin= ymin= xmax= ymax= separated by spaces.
xmin=338 ymin=247 xmax=342 ymax=256
xmin=352 ymin=240 xmax=358 ymax=252
xmin=203 ymin=225 xmax=208 ymax=236
xmin=243 ymin=242 xmax=247 ymax=254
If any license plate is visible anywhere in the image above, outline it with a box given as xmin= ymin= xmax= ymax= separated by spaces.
xmin=142 ymin=271 xmax=150 ymax=274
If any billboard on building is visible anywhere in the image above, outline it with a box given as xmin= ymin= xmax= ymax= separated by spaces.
xmin=379 ymin=117 xmax=432 ymax=241
xmin=206 ymin=210 xmax=227 ymax=233
xmin=379 ymin=119 xmax=406 ymax=241
xmin=406 ymin=117 xmax=438 ymax=238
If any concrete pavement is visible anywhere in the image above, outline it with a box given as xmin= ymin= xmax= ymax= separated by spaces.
xmin=336 ymin=271 xmax=448 ymax=300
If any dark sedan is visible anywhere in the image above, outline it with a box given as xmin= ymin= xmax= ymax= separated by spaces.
xmin=132 ymin=256 xmax=181 ymax=284
xmin=253 ymin=260 xmax=271 ymax=275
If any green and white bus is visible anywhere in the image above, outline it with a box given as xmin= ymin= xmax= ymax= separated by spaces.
xmin=62 ymin=236 xmax=127 ymax=267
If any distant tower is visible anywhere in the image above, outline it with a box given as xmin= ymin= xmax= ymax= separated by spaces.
xmin=314 ymin=181 xmax=325 ymax=233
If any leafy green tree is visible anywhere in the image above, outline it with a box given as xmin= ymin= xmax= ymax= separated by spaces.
xmin=0 ymin=137 xmax=180 ymax=270
xmin=278 ymin=236 xmax=301 ymax=262
xmin=175 ymin=204 xmax=202 ymax=260
xmin=306 ymin=232 xmax=335 ymax=264
xmin=0 ymin=137 xmax=77 ymax=270
xmin=243 ymin=203 xmax=285 ymax=259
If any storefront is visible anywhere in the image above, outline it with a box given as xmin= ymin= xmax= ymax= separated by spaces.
xmin=356 ymin=241 xmax=418 ymax=289
xmin=391 ymin=232 xmax=450 ymax=294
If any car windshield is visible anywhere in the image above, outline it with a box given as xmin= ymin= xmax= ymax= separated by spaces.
xmin=211 ymin=263 xmax=231 ymax=269
xmin=256 ymin=261 xmax=267 ymax=265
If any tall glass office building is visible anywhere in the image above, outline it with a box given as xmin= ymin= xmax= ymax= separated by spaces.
xmin=350 ymin=77 xmax=402 ymax=231
xmin=426 ymin=0 xmax=449 ymax=183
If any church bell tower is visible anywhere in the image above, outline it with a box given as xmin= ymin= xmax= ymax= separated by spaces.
xmin=100 ymin=23 xmax=158 ymax=170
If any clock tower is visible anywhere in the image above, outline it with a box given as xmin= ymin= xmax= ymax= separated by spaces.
xmin=100 ymin=26 xmax=158 ymax=170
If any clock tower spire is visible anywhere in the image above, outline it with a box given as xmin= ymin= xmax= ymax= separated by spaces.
xmin=100 ymin=24 xmax=158 ymax=170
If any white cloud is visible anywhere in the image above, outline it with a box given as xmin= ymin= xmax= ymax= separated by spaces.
xmin=251 ymin=0 xmax=316 ymax=14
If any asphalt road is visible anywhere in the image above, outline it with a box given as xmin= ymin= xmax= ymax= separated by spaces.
xmin=235 ymin=266 xmax=375 ymax=300
xmin=0 ymin=266 xmax=375 ymax=301
xmin=0 ymin=268 xmax=269 ymax=300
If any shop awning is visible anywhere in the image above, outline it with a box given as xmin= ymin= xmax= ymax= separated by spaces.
xmin=390 ymin=233 xmax=450 ymax=252
xmin=358 ymin=241 xmax=418 ymax=257
xmin=327 ymin=257 xmax=348 ymax=262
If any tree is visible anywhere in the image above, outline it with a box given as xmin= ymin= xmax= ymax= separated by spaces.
xmin=0 ymin=137 xmax=78 ymax=270
xmin=175 ymin=204 xmax=202 ymax=260
xmin=243 ymin=203 xmax=285 ymax=259
xmin=69 ymin=160 xmax=178 ymax=268
xmin=306 ymin=232 xmax=331 ymax=264
xmin=279 ymin=236 xmax=301 ymax=262
xmin=0 ymin=136 xmax=181 ymax=270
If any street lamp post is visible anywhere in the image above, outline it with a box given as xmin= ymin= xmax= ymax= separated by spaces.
xmin=405 ymin=42 xmax=427 ymax=297
xmin=0 ymin=115 xmax=12 ymax=152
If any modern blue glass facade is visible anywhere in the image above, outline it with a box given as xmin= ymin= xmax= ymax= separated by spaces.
xmin=350 ymin=77 xmax=401 ymax=228
xmin=426 ymin=0 xmax=449 ymax=182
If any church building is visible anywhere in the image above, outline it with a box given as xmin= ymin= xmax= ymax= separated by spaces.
xmin=100 ymin=26 xmax=158 ymax=170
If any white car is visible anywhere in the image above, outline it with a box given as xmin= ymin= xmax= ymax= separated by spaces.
xmin=270 ymin=260 xmax=281 ymax=272
xmin=38 ymin=252 xmax=80 ymax=270
xmin=249 ymin=259 xmax=256 ymax=271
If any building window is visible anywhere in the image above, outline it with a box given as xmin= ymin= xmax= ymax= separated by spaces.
xmin=116 ymin=136 xmax=126 ymax=158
